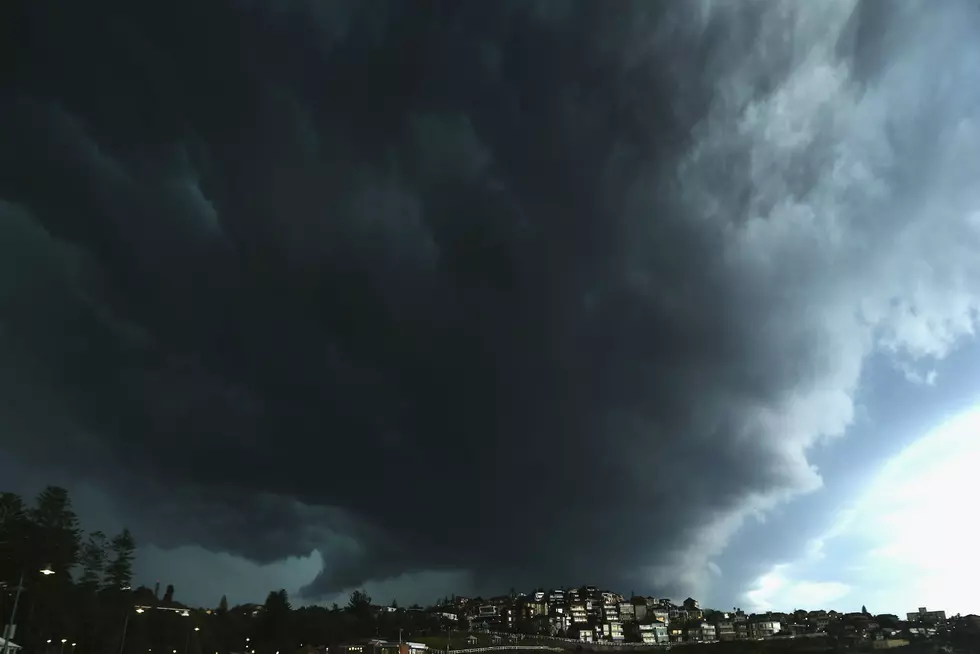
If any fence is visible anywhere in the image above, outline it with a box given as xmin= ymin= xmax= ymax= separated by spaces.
xmin=446 ymin=648 xmax=563 ymax=654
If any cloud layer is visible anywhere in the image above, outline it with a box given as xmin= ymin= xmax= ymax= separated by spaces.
xmin=3 ymin=0 xmax=980 ymax=602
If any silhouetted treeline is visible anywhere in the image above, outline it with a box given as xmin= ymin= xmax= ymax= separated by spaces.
xmin=1 ymin=487 xmax=134 ymax=654
xmin=2 ymin=487 xmax=455 ymax=654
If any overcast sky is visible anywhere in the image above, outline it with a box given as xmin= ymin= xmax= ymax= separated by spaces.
xmin=3 ymin=0 xmax=980 ymax=617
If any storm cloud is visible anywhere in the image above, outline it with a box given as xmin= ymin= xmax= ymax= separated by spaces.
xmin=3 ymin=0 xmax=980 ymax=604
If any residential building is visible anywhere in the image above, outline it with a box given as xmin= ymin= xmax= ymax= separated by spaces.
xmin=334 ymin=640 xmax=427 ymax=654
xmin=687 ymin=623 xmax=717 ymax=642
xmin=525 ymin=600 xmax=548 ymax=619
xmin=619 ymin=602 xmax=635 ymax=622
xmin=633 ymin=601 xmax=647 ymax=622
xmin=683 ymin=597 xmax=700 ymax=612
xmin=602 ymin=622 xmax=624 ymax=641
xmin=715 ymin=620 xmax=736 ymax=641
xmin=907 ymin=608 xmax=946 ymax=624
xmin=569 ymin=603 xmax=588 ymax=624
xmin=637 ymin=624 xmax=657 ymax=645
xmin=651 ymin=609 xmax=670 ymax=626
xmin=750 ymin=621 xmax=781 ymax=639
xmin=570 ymin=626 xmax=593 ymax=643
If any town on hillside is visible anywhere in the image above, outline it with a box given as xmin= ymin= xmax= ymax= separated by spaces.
xmin=320 ymin=587 xmax=977 ymax=654
xmin=396 ymin=588 xmax=959 ymax=647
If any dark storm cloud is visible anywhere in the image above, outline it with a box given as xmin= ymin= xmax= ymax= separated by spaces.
xmin=3 ymin=0 xmax=980 ymax=602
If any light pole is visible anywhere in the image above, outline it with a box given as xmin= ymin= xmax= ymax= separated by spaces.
xmin=2 ymin=567 xmax=56 ymax=654
xmin=184 ymin=625 xmax=198 ymax=654
xmin=61 ymin=638 xmax=67 ymax=654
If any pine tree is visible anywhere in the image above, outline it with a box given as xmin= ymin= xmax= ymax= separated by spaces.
xmin=164 ymin=584 xmax=175 ymax=604
xmin=29 ymin=486 xmax=81 ymax=575
xmin=79 ymin=530 xmax=108 ymax=590
xmin=262 ymin=589 xmax=292 ymax=645
xmin=218 ymin=595 xmax=229 ymax=614
xmin=104 ymin=528 xmax=136 ymax=590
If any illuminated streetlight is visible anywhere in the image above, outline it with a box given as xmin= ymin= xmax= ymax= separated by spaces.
xmin=40 ymin=565 xmax=55 ymax=576
xmin=136 ymin=608 xmax=145 ymax=614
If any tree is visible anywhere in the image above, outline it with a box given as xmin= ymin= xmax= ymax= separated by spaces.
xmin=862 ymin=605 xmax=869 ymax=615
xmin=261 ymin=589 xmax=292 ymax=646
xmin=348 ymin=589 xmax=372 ymax=616
xmin=79 ymin=530 xmax=108 ymax=590
xmin=390 ymin=599 xmax=399 ymax=609
xmin=104 ymin=528 xmax=136 ymax=590
xmin=0 ymin=492 xmax=30 ymax=582
xmin=163 ymin=583 xmax=175 ymax=604
xmin=28 ymin=486 xmax=81 ymax=575
xmin=218 ymin=595 xmax=229 ymax=614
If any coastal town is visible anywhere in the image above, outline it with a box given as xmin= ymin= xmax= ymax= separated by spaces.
xmin=391 ymin=587 xmax=962 ymax=648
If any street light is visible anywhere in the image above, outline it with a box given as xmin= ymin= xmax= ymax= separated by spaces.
xmin=61 ymin=638 xmax=68 ymax=654
xmin=2 ymin=568 xmax=56 ymax=654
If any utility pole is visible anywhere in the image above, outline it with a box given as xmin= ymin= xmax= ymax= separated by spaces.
xmin=1 ymin=572 xmax=25 ymax=654
xmin=118 ymin=612 xmax=131 ymax=654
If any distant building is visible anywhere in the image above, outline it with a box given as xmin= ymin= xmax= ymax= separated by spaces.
xmin=715 ymin=621 xmax=736 ymax=641
xmin=637 ymin=622 xmax=668 ymax=645
xmin=334 ymin=640 xmax=426 ymax=654
xmin=873 ymin=640 xmax=910 ymax=649
xmin=602 ymin=622 xmax=624 ymax=641
xmin=907 ymin=608 xmax=946 ymax=624
xmin=683 ymin=597 xmax=700 ymax=612
xmin=750 ymin=621 xmax=781 ymax=639
xmin=687 ymin=623 xmax=716 ymax=642
xmin=570 ymin=626 xmax=593 ymax=643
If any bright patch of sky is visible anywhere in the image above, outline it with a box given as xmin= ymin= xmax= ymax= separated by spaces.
xmin=744 ymin=404 xmax=980 ymax=616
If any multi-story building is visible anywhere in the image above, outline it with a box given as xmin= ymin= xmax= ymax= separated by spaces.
xmin=907 ymin=608 xmax=946 ymax=624
xmin=715 ymin=621 xmax=736 ymax=641
xmin=633 ymin=600 xmax=647 ymax=622
xmin=570 ymin=626 xmax=593 ymax=643
xmin=687 ymin=623 xmax=717 ymax=642
xmin=602 ymin=621 xmax=624 ymax=641
xmin=524 ymin=599 xmax=548 ymax=619
xmin=636 ymin=622 xmax=668 ymax=645
xmin=570 ymin=603 xmax=588 ymax=624
xmin=651 ymin=609 xmax=670 ymax=626
xmin=750 ymin=621 xmax=781 ymax=639
xmin=735 ymin=622 xmax=749 ymax=640
xmin=619 ymin=602 xmax=635 ymax=622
